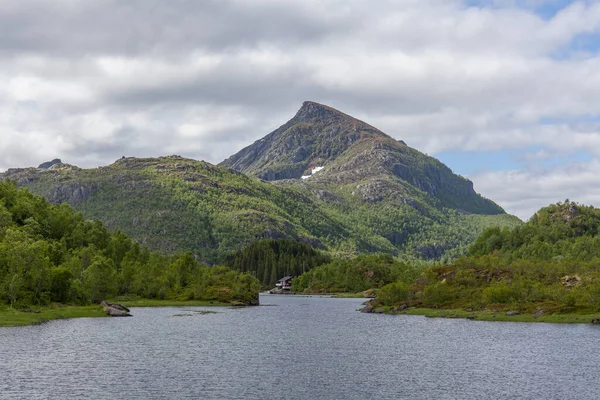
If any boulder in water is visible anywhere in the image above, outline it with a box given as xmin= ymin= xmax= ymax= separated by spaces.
xmin=101 ymin=300 xmax=131 ymax=317
xmin=360 ymin=304 xmax=373 ymax=313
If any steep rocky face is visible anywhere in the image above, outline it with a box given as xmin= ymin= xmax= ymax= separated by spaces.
xmin=222 ymin=101 xmax=503 ymax=215
xmin=38 ymin=159 xmax=62 ymax=169
xmin=1 ymin=163 xmax=95 ymax=204
xmin=221 ymin=101 xmax=386 ymax=181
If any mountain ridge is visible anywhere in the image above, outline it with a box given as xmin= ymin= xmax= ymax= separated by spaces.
xmin=0 ymin=102 xmax=521 ymax=261
xmin=222 ymin=101 xmax=504 ymax=216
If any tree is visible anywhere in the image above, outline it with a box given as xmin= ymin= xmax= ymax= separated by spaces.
xmin=49 ymin=267 xmax=73 ymax=303
xmin=84 ymin=256 xmax=117 ymax=303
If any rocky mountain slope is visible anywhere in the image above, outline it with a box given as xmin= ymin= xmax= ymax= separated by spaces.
xmin=1 ymin=102 xmax=521 ymax=262
xmin=222 ymin=101 xmax=502 ymax=215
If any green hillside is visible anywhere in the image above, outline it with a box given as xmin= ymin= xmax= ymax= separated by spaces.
xmin=0 ymin=180 xmax=260 ymax=310
xmin=1 ymin=102 xmax=522 ymax=262
xmin=367 ymin=201 xmax=600 ymax=319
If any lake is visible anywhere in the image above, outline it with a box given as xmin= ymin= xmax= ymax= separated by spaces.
xmin=1 ymin=294 xmax=600 ymax=399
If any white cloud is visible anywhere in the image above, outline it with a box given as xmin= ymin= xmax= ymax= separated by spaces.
xmin=472 ymin=159 xmax=600 ymax=219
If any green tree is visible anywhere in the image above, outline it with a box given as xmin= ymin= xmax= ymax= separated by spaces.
xmin=49 ymin=267 xmax=73 ymax=303
xmin=84 ymin=256 xmax=117 ymax=303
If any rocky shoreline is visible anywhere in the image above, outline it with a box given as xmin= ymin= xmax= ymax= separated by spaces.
xmin=359 ymin=299 xmax=600 ymax=324
xmin=101 ymin=301 xmax=132 ymax=317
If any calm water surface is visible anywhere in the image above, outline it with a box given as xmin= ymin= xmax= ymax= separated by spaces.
xmin=1 ymin=294 xmax=600 ymax=399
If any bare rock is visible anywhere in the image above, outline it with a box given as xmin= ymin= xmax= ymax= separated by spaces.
xmin=561 ymin=275 xmax=581 ymax=288
xmin=101 ymin=300 xmax=132 ymax=317
xmin=38 ymin=159 xmax=62 ymax=169
xmin=362 ymin=289 xmax=376 ymax=298
xmin=360 ymin=305 xmax=373 ymax=313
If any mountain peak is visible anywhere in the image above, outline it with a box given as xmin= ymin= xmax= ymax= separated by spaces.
xmin=220 ymin=101 xmax=389 ymax=180
xmin=293 ymin=101 xmax=376 ymax=131
xmin=38 ymin=159 xmax=62 ymax=169
xmin=295 ymin=101 xmax=342 ymax=120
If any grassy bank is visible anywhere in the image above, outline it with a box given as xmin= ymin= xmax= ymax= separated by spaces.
xmin=332 ymin=293 xmax=366 ymax=298
xmin=0 ymin=304 xmax=106 ymax=327
xmin=111 ymin=299 xmax=230 ymax=307
xmin=393 ymin=307 xmax=600 ymax=324
xmin=0 ymin=299 xmax=234 ymax=327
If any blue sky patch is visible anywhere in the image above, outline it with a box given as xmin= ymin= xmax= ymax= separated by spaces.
xmin=463 ymin=0 xmax=575 ymax=19
xmin=540 ymin=114 xmax=600 ymax=124
xmin=435 ymin=147 xmax=593 ymax=176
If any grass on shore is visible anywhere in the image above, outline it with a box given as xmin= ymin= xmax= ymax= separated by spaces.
xmin=395 ymin=307 xmax=600 ymax=324
xmin=332 ymin=293 xmax=366 ymax=298
xmin=0 ymin=304 xmax=106 ymax=327
xmin=110 ymin=299 xmax=230 ymax=307
xmin=0 ymin=299 xmax=233 ymax=327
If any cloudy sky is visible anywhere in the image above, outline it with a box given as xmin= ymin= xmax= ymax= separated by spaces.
xmin=1 ymin=0 xmax=600 ymax=220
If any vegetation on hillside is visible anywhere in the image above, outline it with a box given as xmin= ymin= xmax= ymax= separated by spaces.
xmin=369 ymin=201 xmax=600 ymax=317
xmin=1 ymin=155 xmax=521 ymax=264
xmin=2 ymin=102 xmax=524 ymax=263
xmin=0 ymin=180 xmax=260 ymax=310
xmin=468 ymin=200 xmax=600 ymax=261
xmin=292 ymin=254 xmax=422 ymax=294
xmin=225 ymin=239 xmax=331 ymax=287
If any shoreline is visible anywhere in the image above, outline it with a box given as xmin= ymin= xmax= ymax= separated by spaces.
xmin=0 ymin=299 xmax=247 ymax=327
xmin=114 ymin=299 xmax=231 ymax=307
xmin=382 ymin=307 xmax=600 ymax=324
xmin=264 ymin=291 xmax=365 ymax=298
xmin=5 ymin=298 xmax=599 ymax=327
xmin=0 ymin=305 xmax=107 ymax=327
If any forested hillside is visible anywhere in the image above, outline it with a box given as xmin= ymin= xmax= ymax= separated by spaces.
xmin=0 ymin=180 xmax=260 ymax=308
xmin=292 ymin=254 xmax=422 ymax=294
xmin=468 ymin=200 xmax=600 ymax=261
xmin=225 ymin=239 xmax=331 ymax=288
xmin=368 ymin=201 xmax=600 ymax=317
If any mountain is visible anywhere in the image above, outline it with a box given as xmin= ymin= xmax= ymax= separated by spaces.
xmin=221 ymin=101 xmax=502 ymax=215
xmin=222 ymin=101 xmax=521 ymax=258
xmin=1 ymin=102 xmax=521 ymax=262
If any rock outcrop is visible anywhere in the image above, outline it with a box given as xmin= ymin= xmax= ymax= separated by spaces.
xmin=561 ymin=275 xmax=581 ymax=288
xmin=101 ymin=300 xmax=132 ymax=317
xmin=360 ymin=304 xmax=373 ymax=313
xmin=38 ymin=159 xmax=62 ymax=169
